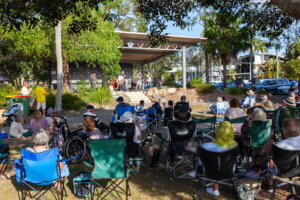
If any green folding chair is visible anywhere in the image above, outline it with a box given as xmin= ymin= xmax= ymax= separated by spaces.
xmin=89 ymin=139 xmax=130 ymax=200
xmin=249 ymin=120 xmax=270 ymax=152
xmin=192 ymin=116 xmax=217 ymax=141
xmin=287 ymin=106 xmax=300 ymax=118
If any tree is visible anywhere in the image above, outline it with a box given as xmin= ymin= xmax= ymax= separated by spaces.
xmin=202 ymin=13 xmax=251 ymax=88
xmin=283 ymin=39 xmax=300 ymax=78
xmin=270 ymin=0 xmax=300 ymax=19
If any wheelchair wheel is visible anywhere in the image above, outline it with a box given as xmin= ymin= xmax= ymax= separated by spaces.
xmin=64 ymin=136 xmax=86 ymax=164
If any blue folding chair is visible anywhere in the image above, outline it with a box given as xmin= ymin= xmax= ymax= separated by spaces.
xmin=14 ymin=148 xmax=67 ymax=200
xmin=113 ymin=106 xmax=135 ymax=122
xmin=144 ymin=107 xmax=158 ymax=131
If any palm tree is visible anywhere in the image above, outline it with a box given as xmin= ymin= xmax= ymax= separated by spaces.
xmin=202 ymin=12 xmax=251 ymax=88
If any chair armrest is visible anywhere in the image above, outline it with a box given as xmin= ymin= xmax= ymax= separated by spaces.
xmin=59 ymin=156 xmax=80 ymax=163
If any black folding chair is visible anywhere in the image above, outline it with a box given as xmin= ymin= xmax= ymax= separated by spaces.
xmin=110 ymin=122 xmax=143 ymax=175
xmin=267 ymin=145 xmax=300 ymax=200
xmin=166 ymin=120 xmax=196 ymax=178
xmin=195 ymin=146 xmax=241 ymax=199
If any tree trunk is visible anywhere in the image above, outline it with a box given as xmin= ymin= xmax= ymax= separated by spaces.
xmin=205 ymin=52 xmax=210 ymax=83
xmin=55 ymin=21 xmax=63 ymax=113
xmin=222 ymin=60 xmax=227 ymax=89
xmin=63 ymin=58 xmax=70 ymax=91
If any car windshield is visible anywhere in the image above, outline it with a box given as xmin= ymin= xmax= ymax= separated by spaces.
xmin=262 ymin=81 xmax=270 ymax=85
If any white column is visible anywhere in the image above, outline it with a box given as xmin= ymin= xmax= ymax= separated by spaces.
xmin=182 ymin=46 xmax=187 ymax=89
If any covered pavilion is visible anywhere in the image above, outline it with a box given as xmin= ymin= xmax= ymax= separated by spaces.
xmin=116 ymin=31 xmax=207 ymax=88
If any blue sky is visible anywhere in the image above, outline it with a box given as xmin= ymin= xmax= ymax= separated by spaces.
xmin=163 ymin=21 xmax=203 ymax=38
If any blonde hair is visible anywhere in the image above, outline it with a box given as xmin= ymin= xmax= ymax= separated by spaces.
xmin=33 ymin=110 xmax=42 ymax=121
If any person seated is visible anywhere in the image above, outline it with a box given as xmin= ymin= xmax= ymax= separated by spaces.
xmin=225 ymin=98 xmax=244 ymax=133
xmin=139 ymin=100 xmax=145 ymax=110
xmin=30 ymin=110 xmax=49 ymax=135
xmin=26 ymin=129 xmax=69 ymax=179
xmin=10 ymin=115 xmax=31 ymax=138
xmin=201 ymin=121 xmax=238 ymax=197
xmin=242 ymin=90 xmax=256 ymax=108
xmin=288 ymin=88 xmax=296 ymax=100
xmin=83 ymin=105 xmax=100 ymax=126
xmin=222 ymin=96 xmax=230 ymax=111
xmin=83 ymin=117 xmax=103 ymax=140
xmin=163 ymin=100 xmax=174 ymax=126
xmin=276 ymin=118 xmax=300 ymax=150
xmin=114 ymin=96 xmax=131 ymax=115
xmin=209 ymin=97 xmax=226 ymax=115
xmin=174 ymin=95 xmax=191 ymax=121
xmin=296 ymin=96 xmax=300 ymax=106
xmin=119 ymin=111 xmax=141 ymax=144
xmin=283 ymin=96 xmax=296 ymax=107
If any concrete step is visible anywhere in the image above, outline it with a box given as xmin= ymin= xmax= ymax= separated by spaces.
xmin=124 ymin=91 xmax=151 ymax=104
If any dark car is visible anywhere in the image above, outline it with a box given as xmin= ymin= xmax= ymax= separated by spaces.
xmin=259 ymin=78 xmax=291 ymax=94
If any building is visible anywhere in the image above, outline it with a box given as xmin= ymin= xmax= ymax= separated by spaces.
xmin=51 ymin=31 xmax=206 ymax=89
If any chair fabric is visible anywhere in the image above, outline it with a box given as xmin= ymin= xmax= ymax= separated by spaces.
xmin=198 ymin=146 xmax=240 ymax=180
xmin=168 ymin=120 xmax=196 ymax=143
xmin=249 ymin=120 xmax=270 ymax=151
xmin=89 ymin=139 xmax=128 ymax=179
xmin=116 ymin=106 xmax=135 ymax=119
xmin=272 ymin=144 xmax=300 ymax=178
xmin=21 ymin=148 xmax=60 ymax=185
xmin=163 ymin=107 xmax=173 ymax=126
xmin=225 ymin=116 xmax=247 ymax=124
xmin=192 ymin=116 xmax=217 ymax=124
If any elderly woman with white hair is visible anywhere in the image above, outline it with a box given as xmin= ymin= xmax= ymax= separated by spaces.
xmin=26 ymin=129 xmax=69 ymax=177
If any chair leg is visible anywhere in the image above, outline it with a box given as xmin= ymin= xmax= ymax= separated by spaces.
xmin=199 ymin=180 xmax=205 ymax=200
xmin=271 ymin=180 xmax=277 ymax=200
xmin=126 ymin=179 xmax=129 ymax=200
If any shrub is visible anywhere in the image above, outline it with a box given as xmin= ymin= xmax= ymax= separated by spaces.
xmin=88 ymin=87 xmax=113 ymax=106
xmin=188 ymin=77 xmax=203 ymax=88
xmin=195 ymin=83 xmax=217 ymax=94
xmin=0 ymin=85 xmax=19 ymax=107
xmin=225 ymin=87 xmax=248 ymax=95
xmin=46 ymin=91 xmax=86 ymax=111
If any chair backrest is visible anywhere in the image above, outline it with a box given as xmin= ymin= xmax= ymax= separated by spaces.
xmin=21 ymin=148 xmax=59 ymax=184
xmin=144 ymin=107 xmax=157 ymax=115
xmin=249 ymin=120 xmax=270 ymax=151
xmin=272 ymin=144 xmax=300 ymax=178
xmin=198 ymin=146 xmax=240 ymax=180
xmin=110 ymin=122 xmax=135 ymax=145
xmin=116 ymin=106 xmax=135 ymax=118
xmin=174 ymin=102 xmax=190 ymax=113
xmin=192 ymin=116 xmax=217 ymax=124
xmin=164 ymin=107 xmax=174 ymax=119
xmin=89 ymin=139 xmax=127 ymax=179
xmin=287 ymin=106 xmax=300 ymax=118
xmin=224 ymin=116 xmax=247 ymax=124
xmin=168 ymin=120 xmax=196 ymax=143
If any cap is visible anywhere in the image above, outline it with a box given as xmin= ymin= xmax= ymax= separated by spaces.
xmin=116 ymin=96 xmax=124 ymax=102
xmin=86 ymin=105 xmax=95 ymax=109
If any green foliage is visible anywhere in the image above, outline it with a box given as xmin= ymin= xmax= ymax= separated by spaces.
xmin=284 ymin=39 xmax=300 ymax=79
xmin=225 ymin=87 xmax=248 ymax=95
xmin=195 ymin=83 xmax=217 ymax=94
xmin=163 ymin=73 xmax=179 ymax=87
xmin=88 ymin=87 xmax=113 ymax=106
xmin=46 ymin=91 xmax=86 ymax=111
xmin=0 ymin=85 xmax=19 ymax=107
xmin=188 ymin=77 xmax=203 ymax=88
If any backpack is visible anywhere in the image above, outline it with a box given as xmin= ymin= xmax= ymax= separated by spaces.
xmin=73 ymin=172 xmax=94 ymax=198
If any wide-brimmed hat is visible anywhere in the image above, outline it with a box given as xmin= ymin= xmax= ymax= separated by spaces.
xmin=283 ymin=97 xmax=296 ymax=107
xmin=247 ymin=90 xmax=255 ymax=96
xmin=261 ymin=100 xmax=275 ymax=110
xmin=261 ymin=95 xmax=268 ymax=101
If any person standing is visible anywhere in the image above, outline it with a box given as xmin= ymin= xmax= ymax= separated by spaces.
xmin=36 ymin=82 xmax=47 ymax=116
xmin=21 ymin=82 xmax=34 ymax=107
xmin=147 ymin=72 xmax=152 ymax=88
xmin=136 ymin=72 xmax=142 ymax=91
xmin=118 ymin=71 xmax=125 ymax=91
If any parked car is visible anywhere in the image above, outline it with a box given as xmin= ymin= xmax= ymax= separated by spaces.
xmin=256 ymin=78 xmax=291 ymax=94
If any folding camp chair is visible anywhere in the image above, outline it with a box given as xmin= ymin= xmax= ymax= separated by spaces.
xmin=287 ymin=106 xmax=300 ymax=118
xmin=0 ymin=153 xmax=9 ymax=179
xmin=267 ymin=145 xmax=300 ymax=200
xmin=144 ymin=107 xmax=158 ymax=131
xmin=15 ymin=148 xmax=66 ymax=200
xmin=163 ymin=107 xmax=174 ymax=127
xmin=89 ymin=139 xmax=130 ymax=200
xmin=113 ymin=106 xmax=135 ymax=122
xmin=249 ymin=120 xmax=271 ymax=152
xmin=166 ymin=120 xmax=196 ymax=178
xmin=192 ymin=116 xmax=217 ymax=142
xmin=263 ymin=109 xmax=280 ymax=141
xmin=110 ymin=122 xmax=143 ymax=175
xmin=195 ymin=146 xmax=241 ymax=199
xmin=224 ymin=116 xmax=247 ymax=135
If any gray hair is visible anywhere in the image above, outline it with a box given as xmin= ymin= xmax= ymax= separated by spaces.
xmin=33 ymin=129 xmax=50 ymax=146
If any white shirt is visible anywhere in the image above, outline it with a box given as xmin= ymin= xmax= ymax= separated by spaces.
xmin=275 ymin=136 xmax=300 ymax=151
xmin=10 ymin=122 xmax=26 ymax=138
xmin=21 ymin=86 xmax=29 ymax=95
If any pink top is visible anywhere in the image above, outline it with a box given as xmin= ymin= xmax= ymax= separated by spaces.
xmin=30 ymin=118 xmax=49 ymax=134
